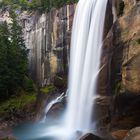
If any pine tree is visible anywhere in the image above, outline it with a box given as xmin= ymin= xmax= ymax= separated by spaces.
xmin=0 ymin=12 xmax=28 ymax=99
xmin=0 ymin=22 xmax=11 ymax=98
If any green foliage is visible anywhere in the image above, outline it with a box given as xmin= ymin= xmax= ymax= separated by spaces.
xmin=50 ymin=0 xmax=77 ymax=9
xmin=0 ymin=0 xmax=78 ymax=11
xmin=0 ymin=92 xmax=36 ymax=114
xmin=23 ymin=76 xmax=36 ymax=92
xmin=0 ymin=12 xmax=28 ymax=99
xmin=0 ymin=23 xmax=10 ymax=96
xmin=40 ymin=85 xmax=56 ymax=94
xmin=118 ymin=0 xmax=125 ymax=16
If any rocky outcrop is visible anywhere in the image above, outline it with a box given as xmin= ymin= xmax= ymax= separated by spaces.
xmin=20 ymin=5 xmax=76 ymax=87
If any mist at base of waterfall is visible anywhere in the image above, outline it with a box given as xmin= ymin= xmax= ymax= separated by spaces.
xmin=14 ymin=121 xmax=68 ymax=140
xmin=13 ymin=118 xmax=80 ymax=140
xmin=13 ymin=117 xmax=97 ymax=140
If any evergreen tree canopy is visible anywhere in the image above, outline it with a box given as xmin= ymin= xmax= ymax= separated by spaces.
xmin=0 ymin=0 xmax=78 ymax=11
xmin=0 ymin=13 xmax=28 ymax=99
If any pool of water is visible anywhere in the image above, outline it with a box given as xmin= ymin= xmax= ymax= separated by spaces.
xmin=13 ymin=121 xmax=63 ymax=140
xmin=13 ymin=120 xmax=80 ymax=140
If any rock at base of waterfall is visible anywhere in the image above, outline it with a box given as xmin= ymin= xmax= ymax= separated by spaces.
xmin=79 ymin=133 xmax=104 ymax=140
xmin=111 ymin=130 xmax=128 ymax=140
xmin=123 ymin=127 xmax=140 ymax=140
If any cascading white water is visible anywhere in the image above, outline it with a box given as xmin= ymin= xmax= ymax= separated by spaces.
xmin=41 ymin=92 xmax=65 ymax=123
xmin=64 ymin=0 xmax=108 ymax=133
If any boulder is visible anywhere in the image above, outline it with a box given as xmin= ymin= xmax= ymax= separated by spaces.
xmin=124 ymin=127 xmax=140 ymax=140
xmin=112 ymin=130 xmax=128 ymax=140
xmin=80 ymin=133 xmax=104 ymax=140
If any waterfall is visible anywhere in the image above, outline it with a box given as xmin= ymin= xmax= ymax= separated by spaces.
xmin=14 ymin=1 xmax=109 ymax=139
xmin=64 ymin=0 xmax=108 ymax=133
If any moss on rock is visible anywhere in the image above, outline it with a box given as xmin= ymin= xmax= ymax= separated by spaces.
xmin=0 ymin=92 xmax=36 ymax=114
xmin=40 ymin=85 xmax=56 ymax=94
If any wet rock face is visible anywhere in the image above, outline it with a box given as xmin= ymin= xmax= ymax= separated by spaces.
xmin=97 ymin=0 xmax=114 ymax=95
xmin=93 ymin=96 xmax=112 ymax=128
xmin=21 ymin=4 xmax=76 ymax=87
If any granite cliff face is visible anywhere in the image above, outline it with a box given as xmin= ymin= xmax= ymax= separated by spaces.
xmin=120 ymin=0 xmax=140 ymax=93
xmin=21 ymin=4 xmax=76 ymax=87
xmin=111 ymin=0 xmax=140 ymax=94
xmin=98 ymin=0 xmax=140 ymax=95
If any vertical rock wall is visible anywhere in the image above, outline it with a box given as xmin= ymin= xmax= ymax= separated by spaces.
xmin=98 ymin=0 xmax=140 ymax=95
xmin=21 ymin=4 xmax=76 ymax=86
xmin=120 ymin=0 xmax=140 ymax=93
xmin=103 ymin=0 xmax=140 ymax=94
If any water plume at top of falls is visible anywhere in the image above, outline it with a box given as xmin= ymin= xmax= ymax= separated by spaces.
xmin=64 ymin=0 xmax=108 ymax=133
